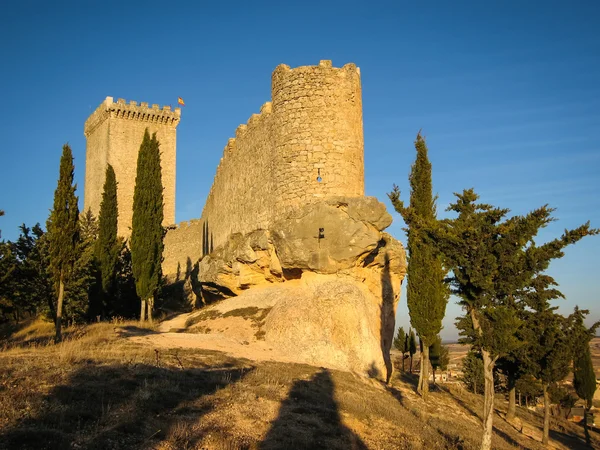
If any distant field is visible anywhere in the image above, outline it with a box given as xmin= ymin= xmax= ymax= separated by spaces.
xmin=398 ymin=338 xmax=600 ymax=382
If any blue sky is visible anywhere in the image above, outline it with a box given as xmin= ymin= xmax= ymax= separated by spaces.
xmin=0 ymin=1 xmax=598 ymax=339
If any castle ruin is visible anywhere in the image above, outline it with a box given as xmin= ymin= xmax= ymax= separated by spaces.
xmin=83 ymin=61 xmax=406 ymax=377
xmin=163 ymin=60 xmax=364 ymax=275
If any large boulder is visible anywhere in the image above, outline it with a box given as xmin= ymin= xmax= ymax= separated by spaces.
xmin=270 ymin=196 xmax=392 ymax=273
xmin=263 ymin=274 xmax=392 ymax=377
xmin=188 ymin=196 xmax=406 ymax=378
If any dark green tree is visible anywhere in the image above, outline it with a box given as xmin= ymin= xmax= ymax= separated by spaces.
xmin=0 ymin=241 xmax=16 ymax=321
xmin=61 ymin=210 xmax=99 ymax=324
xmin=515 ymin=375 xmax=542 ymax=408
xmin=113 ymin=241 xmax=140 ymax=318
xmin=427 ymin=189 xmax=598 ymax=450
xmin=429 ymin=335 xmax=449 ymax=385
xmin=496 ymin=319 xmax=535 ymax=423
xmin=570 ymin=306 xmax=599 ymax=446
xmin=131 ymin=130 xmax=164 ymax=322
xmin=462 ymin=350 xmax=485 ymax=394
xmin=496 ymin=353 xmax=527 ymax=421
xmin=548 ymin=383 xmax=577 ymax=418
xmin=394 ymin=327 xmax=408 ymax=372
xmin=46 ymin=144 xmax=80 ymax=342
xmin=408 ymin=328 xmax=417 ymax=373
xmin=522 ymin=276 xmax=572 ymax=445
xmin=389 ymin=132 xmax=449 ymax=398
xmin=97 ymin=164 xmax=120 ymax=312
xmin=0 ymin=224 xmax=53 ymax=322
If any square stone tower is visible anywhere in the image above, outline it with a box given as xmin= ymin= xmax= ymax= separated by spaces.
xmin=84 ymin=97 xmax=180 ymax=238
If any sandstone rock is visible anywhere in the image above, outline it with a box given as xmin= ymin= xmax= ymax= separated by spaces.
xmin=264 ymin=276 xmax=386 ymax=375
xmin=270 ymin=197 xmax=391 ymax=274
xmin=189 ymin=197 xmax=407 ymax=379
xmin=198 ymin=230 xmax=279 ymax=298
xmin=326 ymin=196 xmax=392 ymax=231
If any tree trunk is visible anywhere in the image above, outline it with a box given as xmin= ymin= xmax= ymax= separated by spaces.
xmin=518 ymin=391 xmax=522 ymax=407
xmin=418 ymin=345 xmax=430 ymax=399
xmin=432 ymin=367 xmax=436 ymax=386
xmin=481 ymin=349 xmax=495 ymax=450
xmin=47 ymin=293 xmax=57 ymax=325
xmin=410 ymin=354 xmax=413 ymax=373
xmin=542 ymin=384 xmax=550 ymax=445
xmin=140 ymin=298 xmax=146 ymax=322
xmin=147 ymin=297 xmax=153 ymax=323
xmin=584 ymin=406 xmax=591 ymax=446
xmin=402 ymin=354 xmax=405 ymax=372
xmin=55 ymin=274 xmax=64 ymax=343
xmin=469 ymin=308 xmax=495 ymax=450
xmin=506 ymin=374 xmax=516 ymax=422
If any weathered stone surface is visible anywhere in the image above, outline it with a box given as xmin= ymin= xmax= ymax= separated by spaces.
xmin=197 ymin=197 xmax=397 ymax=290
xmin=198 ymin=230 xmax=281 ymax=298
xmin=190 ymin=197 xmax=406 ymax=378
xmin=263 ymin=277 xmax=385 ymax=375
xmin=326 ymin=196 xmax=393 ymax=231
xmin=271 ymin=196 xmax=390 ymax=274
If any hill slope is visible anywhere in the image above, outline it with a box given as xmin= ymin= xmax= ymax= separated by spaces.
xmin=0 ymin=320 xmax=597 ymax=450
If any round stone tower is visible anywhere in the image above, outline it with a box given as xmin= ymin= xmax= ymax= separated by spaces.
xmin=271 ymin=60 xmax=364 ymax=216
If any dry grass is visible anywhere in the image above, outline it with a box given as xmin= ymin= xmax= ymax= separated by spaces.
xmin=0 ymin=321 xmax=598 ymax=450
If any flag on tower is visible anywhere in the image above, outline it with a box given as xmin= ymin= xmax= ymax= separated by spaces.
xmin=178 ymin=97 xmax=185 ymax=106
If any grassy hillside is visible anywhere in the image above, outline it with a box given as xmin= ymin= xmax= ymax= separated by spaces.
xmin=0 ymin=320 xmax=597 ymax=450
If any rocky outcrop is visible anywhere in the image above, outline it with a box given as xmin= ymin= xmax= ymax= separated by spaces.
xmin=180 ymin=196 xmax=406 ymax=379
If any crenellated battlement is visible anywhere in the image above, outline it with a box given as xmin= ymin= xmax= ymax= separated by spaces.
xmin=207 ymin=99 xmax=277 ymax=195
xmin=84 ymin=96 xmax=181 ymax=137
xmin=84 ymin=95 xmax=179 ymax=238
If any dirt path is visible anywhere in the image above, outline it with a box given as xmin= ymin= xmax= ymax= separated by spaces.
xmin=127 ymin=312 xmax=300 ymax=366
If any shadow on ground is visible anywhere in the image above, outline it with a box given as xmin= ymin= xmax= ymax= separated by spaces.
xmin=0 ymin=362 xmax=253 ymax=450
xmin=259 ymin=369 xmax=367 ymax=450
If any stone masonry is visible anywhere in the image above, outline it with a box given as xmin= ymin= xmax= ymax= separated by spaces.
xmin=200 ymin=60 xmax=364 ymax=251
xmin=163 ymin=60 xmax=364 ymax=275
xmin=84 ymin=61 xmax=364 ymax=275
xmin=84 ymin=97 xmax=180 ymax=238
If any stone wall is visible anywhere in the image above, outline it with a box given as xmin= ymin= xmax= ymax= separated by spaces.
xmin=200 ymin=103 xmax=276 ymax=249
xmin=84 ymin=97 xmax=180 ymax=238
xmin=82 ymin=61 xmax=365 ymax=277
xmin=162 ymin=219 xmax=207 ymax=278
xmin=199 ymin=60 xmax=364 ymax=251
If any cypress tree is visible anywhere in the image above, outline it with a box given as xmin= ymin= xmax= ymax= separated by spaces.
xmin=428 ymin=188 xmax=598 ymax=450
xmin=389 ymin=132 xmax=449 ymax=398
xmin=393 ymin=327 xmax=408 ymax=371
xmin=47 ymin=144 xmax=80 ymax=342
xmin=429 ymin=335 xmax=449 ymax=385
xmin=131 ymin=130 xmax=164 ymax=322
xmin=63 ymin=210 xmax=98 ymax=323
xmin=408 ymin=328 xmax=417 ymax=373
xmin=97 ymin=164 xmax=120 ymax=312
xmin=571 ymin=306 xmax=599 ymax=446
